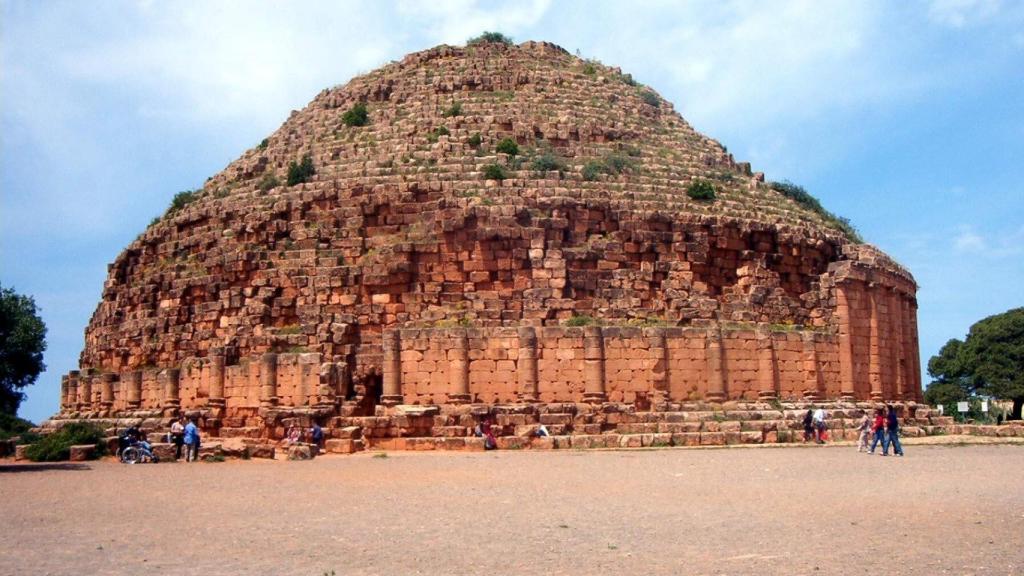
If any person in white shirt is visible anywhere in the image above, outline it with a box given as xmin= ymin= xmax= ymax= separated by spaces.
xmin=812 ymin=408 xmax=827 ymax=444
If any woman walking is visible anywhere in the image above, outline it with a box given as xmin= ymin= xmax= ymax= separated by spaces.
xmin=868 ymin=408 xmax=886 ymax=455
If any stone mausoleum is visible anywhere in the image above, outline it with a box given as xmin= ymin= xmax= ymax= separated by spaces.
xmin=46 ymin=40 xmax=928 ymax=453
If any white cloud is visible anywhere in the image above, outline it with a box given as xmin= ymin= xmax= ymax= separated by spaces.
xmin=927 ymin=0 xmax=1002 ymax=28
xmin=953 ymin=226 xmax=986 ymax=253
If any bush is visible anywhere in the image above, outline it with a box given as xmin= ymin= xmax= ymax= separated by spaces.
xmin=341 ymin=102 xmax=369 ymax=127
xmin=24 ymin=422 xmax=106 ymax=462
xmin=467 ymin=31 xmax=513 ymax=46
xmin=565 ymin=315 xmax=596 ymax=327
xmin=768 ymin=180 xmax=863 ymax=242
xmin=467 ymin=133 xmax=482 ymax=147
xmin=640 ymin=90 xmax=660 ymax=108
xmin=582 ymin=161 xmax=604 ymax=181
xmin=443 ymin=102 xmax=462 ymax=117
xmin=257 ymin=138 xmax=269 ymax=151
xmin=495 ymin=138 xmax=519 ymax=156
xmin=258 ymin=174 xmax=279 ymax=193
xmin=530 ymin=152 xmax=565 ymax=175
xmin=287 ymin=155 xmax=315 ymax=186
xmin=582 ymin=62 xmax=597 ymax=76
xmin=482 ymin=163 xmax=509 ymax=181
xmin=686 ymin=180 xmax=716 ymax=201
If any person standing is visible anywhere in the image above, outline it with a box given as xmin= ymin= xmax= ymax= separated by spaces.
xmin=812 ymin=407 xmax=827 ymax=444
xmin=170 ymin=417 xmax=186 ymax=460
xmin=856 ymin=412 xmax=872 ymax=452
xmin=309 ymin=421 xmax=324 ymax=449
xmin=802 ymin=410 xmax=815 ymax=443
xmin=884 ymin=405 xmax=904 ymax=456
xmin=868 ymin=408 xmax=886 ymax=454
xmin=183 ymin=416 xmax=201 ymax=462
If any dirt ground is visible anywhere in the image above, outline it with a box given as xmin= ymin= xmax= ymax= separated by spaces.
xmin=1 ymin=442 xmax=1022 ymax=576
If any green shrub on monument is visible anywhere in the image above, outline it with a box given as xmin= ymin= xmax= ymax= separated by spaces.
xmin=25 ymin=422 xmax=106 ymax=462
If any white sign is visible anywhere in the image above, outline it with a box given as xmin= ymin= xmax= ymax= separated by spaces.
xmin=981 ymin=400 xmax=989 ymax=412
xmin=957 ymin=401 xmax=970 ymax=413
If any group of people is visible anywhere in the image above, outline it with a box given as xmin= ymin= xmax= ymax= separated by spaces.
xmin=803 ymin=406 xmax=905 ymax=456
xmin=857 ymin=405 xmax=904 ymax=456
xmin=801 ymin=407 xmax=830 ymax=444
xmin=168 ymin=416 xmax=202 ymax=462
xmin=285 ymin=421 xmax=325 ymax=448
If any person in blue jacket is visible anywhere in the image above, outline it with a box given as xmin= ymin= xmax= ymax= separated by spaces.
xmin=183 ymin=416 xmax=201 ymax=462
xmin=883 ymin=405 xmax=904 ymax=457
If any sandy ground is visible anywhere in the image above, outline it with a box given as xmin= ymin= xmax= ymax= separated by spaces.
xmin=1 ymin=442 xmax=1022 ymax=576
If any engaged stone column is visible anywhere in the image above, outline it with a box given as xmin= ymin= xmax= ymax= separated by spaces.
xmin=208 ymin=352 xmax=225 ymax=408
xmin=259 ymin=353 xmax=278 ymax=407
xmin=648 ymin=329 xmax=670 ymax=404
xmin=909 ymin=301 xmax=923 ymax=402
xmin=126 ymin=370 xmax=142 ymax=409
xmin=79 ymin=372 xmax=93 ymax=412
xmin=100 ymin=373 xmax=116 ymax=413
xmin=517 ymin=327 xmax=539 ymax=402
xmin=836 ymin=285 xmax=856 ymax=401
xmin=162 ymin=368 xmax=181 ymax=413
xmin=448 ymin=331 xmax=472 ymax=404
xmin=381 ymin=330 xmax=403 ymax=406
xmin=890 ymin=290 xmax=905 ymax=400
xmin=582 ymin=326 xmax=607 ymax=403
xmin=67 ymin=371 xmax=80 ymax=411
xmin=802 ymin=332 xmax=824 ymax=401
xmin=756 ymin=327 xmax=778 ymax=401
xmin=868 ymin=286 xmax=884 ymax=402
xmin=705 ymin=329 xmax=727 ymax=403
xmin=59 ymin=375 xmax=69 ymax=413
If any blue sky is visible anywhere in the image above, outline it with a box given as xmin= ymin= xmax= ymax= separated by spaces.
xmin=2 ymin=0 xmax=1022 ymax=424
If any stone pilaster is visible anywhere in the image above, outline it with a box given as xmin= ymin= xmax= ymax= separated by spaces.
xmin=381 ymin=330 xmax=403 ymax=406
xmin=162 ymin=368 xmax=181 ymax=414
xmin=67 ymin=371 xmax=80 ymax=411
xmin=801 ymin=332 xmax=824 ymax=401
xmin=79 ymin=372 xmax=93 ymax=412
xmin=836 ymin=285 xmax=856 ymax=401
xmin=705 ymin=329 xmax=727 ymax=403
xmin=517 ymin=327 xmax=539 ymax=402
xmin=648 ymin=329 xmax=670 ymax=404
xmin=582 ymin=326 xmax=606 ymax=403
xmin=100 ymin=373 xmax=116 ymax=414
xmin=756 ymin=327 xmax=778 ymax=401
xmin=259 ymin=353 xmax=278 ymax=407
xmin=868 ymin=286 xmax=884 ymax=402
xmin=448 ymin=331 xmax=472 ymax=404
xmin=126 ymin=370 xmax=142 ymax=409
xmin=890 ymin=289 xmax=905 ymax=400
xmin=60 ymin=375 xmax=69 ymax=413
xmin=208 ymin=352 xmax=225 ymax=410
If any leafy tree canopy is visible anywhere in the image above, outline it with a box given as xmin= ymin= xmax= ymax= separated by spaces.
xmin=0 ymin=285 xmax=47 ymax=415
xmin=926 ymin=307 xmax=1024 ymax=419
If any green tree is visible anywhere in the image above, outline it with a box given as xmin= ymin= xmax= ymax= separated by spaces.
xmin=0 ymin=285 xmax=47 ymax=415
xmin=926 ymin=308 xmax=1024 ymax=419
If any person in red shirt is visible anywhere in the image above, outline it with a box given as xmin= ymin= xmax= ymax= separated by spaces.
xmin=867 ymin=408 xmax=886 ymax=455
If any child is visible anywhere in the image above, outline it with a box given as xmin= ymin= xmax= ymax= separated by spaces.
xmin=856 ymin=412 xmax=871 ymax=452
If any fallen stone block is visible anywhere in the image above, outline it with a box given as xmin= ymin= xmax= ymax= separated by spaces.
xmin=69 ymin=444 xmax=96 ymax=461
